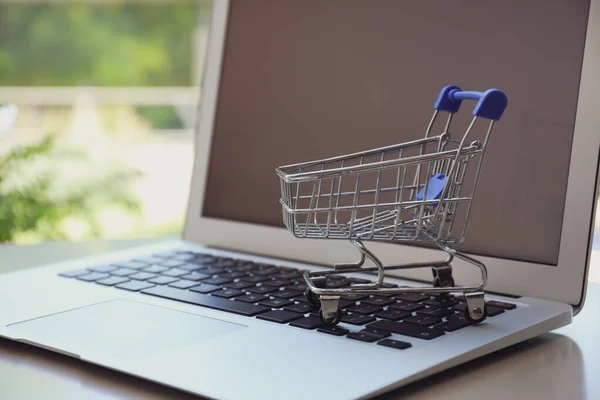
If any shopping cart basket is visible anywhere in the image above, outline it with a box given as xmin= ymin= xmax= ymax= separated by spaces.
xmin=276 ymin=85 xmax=508 ymax=325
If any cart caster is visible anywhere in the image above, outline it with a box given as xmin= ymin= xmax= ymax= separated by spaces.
xmin=319 ymin=308 xmax=342 ymax=325
xmin=464 ymin=306 xmax=487 ymax=323
xmin=304 ymin=288 xmax=320 ymax=306
xmin=319 ymin=296 xmax=342 ymax=325
xmin=464 ymin=291 xmax=487 ymax=323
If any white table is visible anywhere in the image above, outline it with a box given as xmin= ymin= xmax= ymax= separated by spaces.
xmin=1 ymin=239 xmax=598 ymax=399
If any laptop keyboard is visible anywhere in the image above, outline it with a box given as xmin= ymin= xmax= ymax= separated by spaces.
xmin=59 ymin=250 xmax=517 ymax=350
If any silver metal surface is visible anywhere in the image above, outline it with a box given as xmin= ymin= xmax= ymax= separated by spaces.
xmin=277 ymin=106 xmax=498 ymax=322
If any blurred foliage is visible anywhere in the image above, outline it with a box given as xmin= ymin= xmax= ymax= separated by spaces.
xmin=0 ymin=1 xmax=209 ymax=87
xmin=0 ymin=135 xmax=143 ymax=242
xmin=135 ymin=106 xmax=184 ymax=129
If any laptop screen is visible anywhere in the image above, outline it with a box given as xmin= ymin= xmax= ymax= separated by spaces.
xmin=202 ymin=0 xmax=590 ymax=266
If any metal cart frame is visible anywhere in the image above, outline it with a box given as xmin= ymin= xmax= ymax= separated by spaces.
xmin=276 ymin=85 xmax=508 ymax=325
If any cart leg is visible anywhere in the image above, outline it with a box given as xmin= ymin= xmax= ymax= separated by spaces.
xmin=319 ymin=295 xmax=342 ymax=325
xmin=333 ymin=239 xmax=366 ymax=271
xmin=464 ymin=291 xmax=487 ymax=323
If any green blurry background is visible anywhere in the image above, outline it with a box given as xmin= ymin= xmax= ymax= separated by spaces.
xmin=0 ymin=1 xmax=211 ymax=243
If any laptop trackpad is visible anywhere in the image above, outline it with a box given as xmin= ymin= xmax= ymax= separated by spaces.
xmin=8 ymin=299 xmax=246 ymax=359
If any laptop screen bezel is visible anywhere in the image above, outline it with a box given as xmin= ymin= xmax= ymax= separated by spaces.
xmin=184 ymin=0 xmax=600 ymax=309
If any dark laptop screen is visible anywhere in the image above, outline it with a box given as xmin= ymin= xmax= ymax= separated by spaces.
xmin=202 ymin=0 xmax=590 ymax=265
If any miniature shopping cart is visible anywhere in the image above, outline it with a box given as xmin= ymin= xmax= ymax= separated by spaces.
xmin=276 ymin=85 xmax=508 ymax=325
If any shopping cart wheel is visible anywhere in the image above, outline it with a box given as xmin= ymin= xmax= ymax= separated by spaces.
xmin=464 ymin=291 xmax=487 ymax=323
xmin=319 ymin=307 xmax=342 ymax=325
xmin=319 ymin=296 xmax=342 ymax=325
xmin=304 ymin=288 xmax=320 ymax=306
xmin=464 ymin=306 xmax=487 ymax=323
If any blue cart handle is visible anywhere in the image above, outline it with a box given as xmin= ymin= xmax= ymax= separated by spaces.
xmin=434 ymin=85 xmax=508 ymax=121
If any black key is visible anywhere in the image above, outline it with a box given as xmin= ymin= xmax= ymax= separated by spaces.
xmin=487 ymin=300 xmax=517 ymax=310
xmin=394 ymin=293 xmax=430 ymax=303
xmin=133 ymin=256 xmax=164 ymax=265
xmin=159 ymin=260 xmax=185 ymax=268
xmin=274 ymin=271 xmax=303 ymax=280
xmin=433 ymin=315 xmax=472 ymax=332
xmin=168 ymin=280 xmax=200 ymax=289
xmin=289 ymin=316 xmax=324 ymax=330
xmin=223 ymin=281 xmax=255 ymax=290
xmin=215 ymin=260 xmax=236 ymax=269
xmin=271 ymin=289 xmax=301 ymax=299
xmin=212 ymin=288 xmax=243 ymax=298
xmin=59 ymin=269 xmax=89 ymax=278
xmin=116 ymin=280 xmax=155 ymax=292
xmin=346 ymin=278 xmax=372 ymax=284
xmin=172 ymin=253 xmax=196 ymax=262
xmin=452 ymin=303 xmax=467 ymax=312
xmin=259 ymin=298 xmax=293 ymax=308
xmin=112 ymin=260 xmax=147 ymax=270
xmin=181 ymin=272 xmax=211 ymax=281
xmin=339 ymin=299 xmax=356 ymax=309
xmin=404 ymin=315 xmax=442 ymax=326
xmin=143 ymin=286 xmax=271 ymax=316
xmin=110 ymin=268 xmax=137 ymax=277
xmin=257 ymin=310 xmax=303 ymax=323
xmin=377 ymin=339 xmax=412 ymax=350
xmin=77 ymin=272 xmax=110 ymax=282
xmin=236 ymin=294 xmax=269 ymax=303
xmin=416 ymin=307 xmax=455 ymax=318
xmin=341 ymin=293 xmax=368 ymax=301
xmin=390 ymin=301 xmax=424 ymax=312
xmin=345 ymin=303 xmax=382 ymax=315
xmin=264 ymin=279 xmax=293 ymax=288
xmin=241 ymin=275 xmax=271 ymax=284
xmin=284 ymin=302 xmax=317 ymax=314
xmin=148 ymin=276 xmax=179 ymax=285
xmin=257 ymin=263 xmax=276 ymax=270
xmin=347 ymin=332 xmax=380 ymax=343
xmin=153 ymin=250 xmax=179 ymax=258
xmin=324 ymin=279 xmax=350 ymax=288
xmin=285 ymin=282 xmax=308 ymax=291
xmin=96 ymin=276 xmax=130 ymax=286
xmin=179 ymin=263 xmax=205 ymax=272
xmin=360 ymin=328 xmax=391 ymax=339
xmin=217 ymin=271 xmax=248 ymax=280
xmin=230 ymin=264 xmax=256 ymax=273
xmin=88 ymin=265 xmax=117 ymax=273
xmin=423 ymin=298 xmax=459 ymax=308
xmin=161 ymin=268 xmax=189 ymax=278
xmin=366 ymin=320 xmax=444 ymax=340
xmin=373 ymin=309 xmax=411 ymax=321
xmin=317 ymin=325 xmax=349 ymax=336
xmin=200 ymin=266 xmax=223 ymax=275
xmin=341 ymin=313 xmax=376 ymax=326
xmin=247 ymin=285 xmax=277 ymax=295
xmin=362 ymin=296 xmax=395 ymax=307
xmin=129 ymin=272 xmax=158 ymax=281
xmin=254 ymin=268 xmax=278 ymax=276
xmin=292 ymin=295 xmax=309 ymax=304
xmin=487 ymin=306 xmax=505 ymax=317
xmin=201 ymin=276 xmax=231 ymax=285
xmin=189 ymin=283 xmax=222 ymax=294
xmin=143 ymin=265 xmax=169 ymax=274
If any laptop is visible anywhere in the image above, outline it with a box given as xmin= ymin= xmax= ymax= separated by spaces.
xmin=1 ymin=0 xmax=598 ymax=399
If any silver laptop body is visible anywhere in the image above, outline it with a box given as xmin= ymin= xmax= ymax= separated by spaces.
xmin=0 ymin=1 xmax=598 ymax=399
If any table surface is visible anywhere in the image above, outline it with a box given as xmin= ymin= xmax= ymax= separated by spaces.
xmin=1 ymin=238 xmax=599 ymax=400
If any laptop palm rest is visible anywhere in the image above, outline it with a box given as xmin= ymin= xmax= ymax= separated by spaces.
xmin=7 ymin=299 xmax=246 ymax=360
